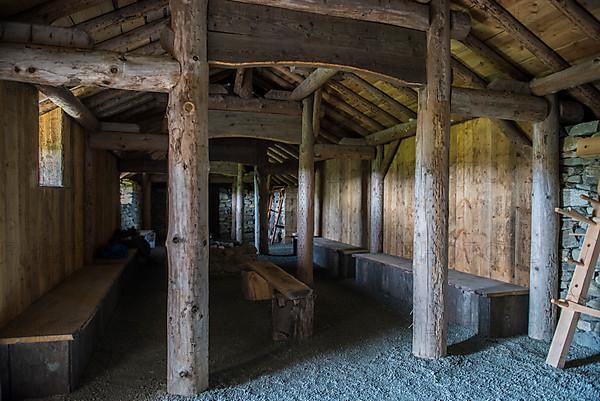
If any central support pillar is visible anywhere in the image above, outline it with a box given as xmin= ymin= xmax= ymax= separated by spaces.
xmin=166 ymin=0 xmax=209 ymax=395
xmin=235 ymin=163 xmax=244 ymax=243
xmin=297 ymin=96 xmax=315 ymax=286
xmin=529 ymin=94 xmax=560 ymax=341
xmin=412 ymin=0 xmax=451 ymax=359
xmin=369 ymin=145 xmax=384 ymax=253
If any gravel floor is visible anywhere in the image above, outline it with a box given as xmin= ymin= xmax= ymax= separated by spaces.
xmin=38 ymin=246 xmax=600 ymax=401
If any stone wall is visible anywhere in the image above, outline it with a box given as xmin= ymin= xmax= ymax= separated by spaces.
xmin=560 ymin=120 xmax=600 ymax=350
xmin=216 ymin=185 xmax=256 ymax=243
xmin=120 ymin=179 xmax=141 ymax=230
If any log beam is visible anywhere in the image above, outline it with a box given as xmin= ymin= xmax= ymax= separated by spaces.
xmin=297 ymin=97 xmax=315 ymax=286
xmin=412 ymin=0 xmax=451 ymax=360
xmin=452 ymin=87 xmax=548 ymax=122
xmin=35 ymin=84 xmax=100 ymax=131
xmin=227 ymin=0 xmax=471 ymax=39
xmin=290 ymin=68 xmax=338 ymax=101
xmin=166 ymin=0 xmax=209 ymax=395
xmin=529 ymin=94 xmax=560 ymax=341
xmin=530 ymin=57 xmax=600 ymax=97
xmin=0 ymin=43 xmax=180 ymax=92
xmin=89 ymin=132 xmax=167 ymax=152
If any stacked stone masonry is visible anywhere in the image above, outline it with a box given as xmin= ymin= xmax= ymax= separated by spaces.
xmin=560 ymin=120 xmax=600 ymax=350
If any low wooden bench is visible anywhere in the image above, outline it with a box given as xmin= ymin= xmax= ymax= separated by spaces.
xmin=354 ymin=253 xmax=529 ymax=337
xmin=313 ymin=237 xmax=368 ymax=278
xmin=241 ymin=261 xmax=314 ymax=341
xmin=0 ymin=250 xmax=137 ymax=400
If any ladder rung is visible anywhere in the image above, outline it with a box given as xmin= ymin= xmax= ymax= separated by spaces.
xmin=580 ymin=194 xmax=600 ymax=208
xmin=564 ymin=257 xmax=584 ymax=267
xmin=554 ymin=208 xmax=596 ymax=225
xmin=551 ymin=299 xmax=600 ymax=319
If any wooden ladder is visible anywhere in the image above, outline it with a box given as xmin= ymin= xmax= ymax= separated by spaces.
xmin=546 ymin=194 xmax=600 ymax=368
xmin=268 ymin=189 xmax=285 ymax=244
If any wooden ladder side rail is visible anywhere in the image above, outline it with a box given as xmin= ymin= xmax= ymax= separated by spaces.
xmin=271 ymin=190 xmax=285 ymax=244
xmin=555 ymin=207 xmax=596 ymax=226
xmin=546 ymin=206 xmax=600 ymax=368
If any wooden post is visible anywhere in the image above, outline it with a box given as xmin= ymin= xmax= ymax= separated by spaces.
xmin=529 ymin=94 xmax=560 ymax=341
xmin=297 ymin=96 xmax=315 ymax=286
xmin=230 ymin=180 xmax=237 ymax=241
xmin=142 ymin=173 xmax=152 ymax=230
xmin=369 ymin=145 xmax=384 ymax=253
xmin=258 ymin=171 xmax=270 ymax=254
xmin=84 ymin=134 xmax=95 ymax=264
xmin=412 ymin=0 xmax=451 ymax=359
xmin=314 ymin=163 xmax=323 ymax=237
xmin=254 ymin=167 xmax=260 ymax=251
xmin=166 ymin=0 xmax=209 ymax=395
xmin=235 ymin=163 xmax=244 ymax=243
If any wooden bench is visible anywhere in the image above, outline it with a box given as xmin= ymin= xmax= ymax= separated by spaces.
xmin=313 ymin=237 xmax=368 ymax=278
xmin=354 ymin=253 xmax=529 ymax=337
xmin=0 ymin=250 xmax=137 ymax=400
xmin=241 ymin=261 xmax=314 ymax=341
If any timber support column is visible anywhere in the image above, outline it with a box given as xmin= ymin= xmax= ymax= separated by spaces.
xmin=412 ymin=0 xmax=451 ymax=359
xmin=235 ymin=163 xmax=244 ymax=243
xmin=142 ymin=173 xmax=152 ymax=230
xmin=314 ymin=163 xmax=323 ymax=237
xmin=166 ymin=0 xmax=209 ymax=395
xmin=369 ymin=145 xmax=384 ymax=253
xmin=529 ymin=94 xmax=560 ymax=341
xmin=258 ymin=170 xmax=270 ymax=254
xmin=297 ymin=96 xmax=315 ymax=286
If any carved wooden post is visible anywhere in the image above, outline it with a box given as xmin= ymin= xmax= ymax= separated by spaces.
xmin=529 ymin=94 xmax=560 ymax=341
xmin=166 ymin=0 xmax=209 ymax=395
xmin=369 ymin=145 xmax=384 ymax=253
xmin=412 ymin=0 xmax=451 ymax=359
xmin=142 ymin=173 xmax=152 ymax=230
xmin=298 ymin=96 xmax=315 ymax=286
xmin=235 ymin=163 xmax=244 ymax=243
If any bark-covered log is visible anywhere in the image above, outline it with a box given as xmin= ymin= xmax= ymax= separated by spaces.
xmin=297 ymin=97 xmax=315 ymax=286
xmin=166 ymin=0 xmax=209 ymax=395
xmin=412 ymin=0 xmax=451 ymax=360
xmin=529 ymin=95 xmax=560 ymax=341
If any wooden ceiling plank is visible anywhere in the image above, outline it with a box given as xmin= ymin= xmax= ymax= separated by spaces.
xmin=464 ymin=0 xmax=600 ymax=117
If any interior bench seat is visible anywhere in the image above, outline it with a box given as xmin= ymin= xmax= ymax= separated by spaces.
xmin=242 ymin=261 xmax=314 ymax=341
xmin=0 ymin=250 xmax=137 ymax=400
xmin=313 ymin=237 xmax=368 ymax=278
xmin=354 ymin=253 xmax=529 ymax=338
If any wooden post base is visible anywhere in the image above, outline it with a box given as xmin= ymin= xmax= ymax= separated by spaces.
xmin=272 ymin=292 xmax=314 ymax=341
xmin=241 ymin=270 xmax=271 ymax=301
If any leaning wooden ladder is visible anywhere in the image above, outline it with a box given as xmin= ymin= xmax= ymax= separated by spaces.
xmin=547 ymin=195 xmax=600 ymax=368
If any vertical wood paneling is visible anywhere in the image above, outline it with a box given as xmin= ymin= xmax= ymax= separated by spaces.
xmin=0 ymin=81 xmax=119 ymax=328
xmin=321 ymin=118 xmax=532 ymax=287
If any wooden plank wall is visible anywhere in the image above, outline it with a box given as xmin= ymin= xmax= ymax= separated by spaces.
xmin=0 ymin=81 xmax=119 ymax=328
xmin=321 ymin=158 xmax=370 ymax=248
xmin=321 ymin=118 xmax=532 ymax=287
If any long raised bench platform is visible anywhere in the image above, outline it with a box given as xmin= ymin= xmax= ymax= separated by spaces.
xmin=313 ymin=237 xmax=368 ymax=278
xmin=0 ymin=250 xmax=137 ymax=400
xmin=354 ymin=253 xmax=529 ymax=337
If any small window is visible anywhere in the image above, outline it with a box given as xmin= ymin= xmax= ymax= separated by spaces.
xmin=38 ymin=94 xmax=64 ymax=188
